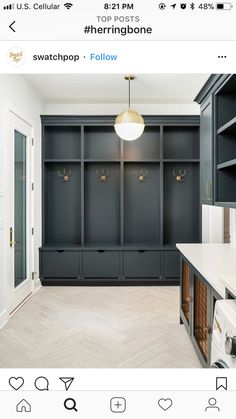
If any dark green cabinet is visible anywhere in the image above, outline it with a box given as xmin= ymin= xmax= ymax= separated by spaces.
xmin=196 ymin=73 xmax=236 ymax=208
xmin=40 ymin=116 xmax=200 ymax=285
xmin=163 ymin=251 xmax=179 ymax=279
xmin=123 ymin=251 xmax=161 ymax=278
xmin=200 ymin=97 xmax=213 ymax=205
xmin=40 ymin=249 xmax=81 ymax=279
xmin=83 ymin=251 xmax=120 ymax=278
xmin=180 ymin=256 xmax=222 ymax=367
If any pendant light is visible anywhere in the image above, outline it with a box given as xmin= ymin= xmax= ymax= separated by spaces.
xmin=114 ymin=75 xmax=145 ymax=141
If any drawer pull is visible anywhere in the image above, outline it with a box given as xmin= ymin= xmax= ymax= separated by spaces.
xmin=97 ymin=250 xmax=105 ymax=253
xmin=138 ymin=250 xmax=146 ymax=253
xmin=57 ymin=250 xmax=65 ymax=253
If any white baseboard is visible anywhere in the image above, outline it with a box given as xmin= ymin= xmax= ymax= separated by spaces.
xmin=34 ymin=278 xmax=42 ymax=292
xmin=0 ymin=309 xmax=8 ymax=330
xmin=0 ymin=280 xmax=41 ymax=330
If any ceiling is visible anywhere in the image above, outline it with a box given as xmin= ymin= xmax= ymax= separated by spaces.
xmin=24 ymin=74 xmax=210 ymax=104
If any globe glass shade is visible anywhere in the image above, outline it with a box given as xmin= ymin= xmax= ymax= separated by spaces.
xmin=114 ymin=110 xmax=145 ymax=141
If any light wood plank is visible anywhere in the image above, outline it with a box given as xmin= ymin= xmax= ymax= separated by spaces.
xmin=0 ymin=286 xmax=201 ymax=368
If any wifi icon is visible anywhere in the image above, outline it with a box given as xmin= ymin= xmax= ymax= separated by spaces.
xmin=64 ymin=2 xmax=73 ymax=9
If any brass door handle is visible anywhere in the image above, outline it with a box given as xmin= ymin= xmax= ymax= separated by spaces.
xmin=9 ymin=227 xmax=16 ymax=248
xmin=207 ymin=182 xmax=212 ymax=200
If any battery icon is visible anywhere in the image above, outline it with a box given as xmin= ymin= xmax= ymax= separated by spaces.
xmin=216 ymin=2 xmax=233 ymax=9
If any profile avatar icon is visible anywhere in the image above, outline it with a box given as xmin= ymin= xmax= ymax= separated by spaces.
xmin=205 ymin=398 xmax=220 ymax=412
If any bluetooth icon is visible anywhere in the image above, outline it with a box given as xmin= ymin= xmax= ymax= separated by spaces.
xmin=190 ymin=2 xmax=195 ymax=8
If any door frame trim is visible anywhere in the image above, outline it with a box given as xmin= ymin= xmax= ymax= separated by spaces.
xmin=7 ymin=110 xmax=35 ymax=314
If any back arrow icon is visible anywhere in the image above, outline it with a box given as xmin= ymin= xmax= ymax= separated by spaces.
xmin=9 ymin=21 xmax=16 ymax=32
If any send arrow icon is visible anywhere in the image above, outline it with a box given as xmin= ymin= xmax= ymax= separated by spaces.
xmin=59 ymin=377 xmax=74 ymax=391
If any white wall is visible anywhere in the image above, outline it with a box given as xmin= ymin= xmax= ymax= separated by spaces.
xmin=45 ymin=102 xmax=200 ymax=115
xmin=0 ymin=75 xmax=45 ymax=328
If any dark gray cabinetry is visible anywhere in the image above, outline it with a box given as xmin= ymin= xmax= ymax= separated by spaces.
xmin=123 ymin=251 xmax=161 ymax=278
xmin=180 ymin=256 xmax=222 ymax=367
xmin=44 ymin=163 xmax=81 ymax=245
xmin=163 ymin=251 xmax=180 ymax=279
xmin=40 ymin=116 xmax=200 ymax=285
xmin=163 ymin=163 xmax=199 ymax=245
xmin=83 ymin=251 xmax=120 ymax=278
xmin=196 ymin=74 xmax=236 ymax=207
xmin=200 ymin=97 xmax=213 ymax=204
xmin=124 ymin=163 xmax=160 ymax=246
xmin=40 ymin=249 xmax=81 ymax=279
xmin=215 ymin=75 xmax=236 ymax=207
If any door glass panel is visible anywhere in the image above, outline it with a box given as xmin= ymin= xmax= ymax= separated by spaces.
xmin=14 ymin=130 xmax=27 ymax=288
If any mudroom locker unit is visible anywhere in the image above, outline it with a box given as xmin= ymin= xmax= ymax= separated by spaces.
xmin=39 ymin=115 xmax=200 ymax=285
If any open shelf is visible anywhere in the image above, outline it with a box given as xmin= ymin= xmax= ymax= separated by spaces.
xmin=216 ymin=75 xmax=236 ymax=129
xmin=214 ymin=75 xmax=236 ymax=204
xmin=124 ymin=159 xmax=160 ymax=162
xmin=163 ymin=159 xmax=200 ymax=163
xmin=44 ymin=126 xmax=81 ymax=160
xmin=163 ymin=162 xmax=199 ymax=245
xmin=84 ymin=159 xmax=120 ymax=162
xmin=40 ymin=245 xmax=82 ymax=250
xmin=216 ymin=165 xmax=236 ymax=203
xmin=84 ymin=126 xmax=120 ymax=160
xmin=44 ymin=159 xmax=81 ymax=163
xmin=217 ymin=116 xmax=236 ymax=135
xmin=217 ymin=129 xmax=236 ymax=165
xmin=124 ymin=162 xmax=160 ymax=246
xmin=84 ymin=162 xmax=120 ymax=246
xmin=123 ymin=127 xmax=160 ymax=160
xmin=163 ymin=126 xmax=200 ymax=159
xmin=217 ymin=159 xmax=236 ymax=170
xmin=44 ymin=162 xmax=81 ymax=245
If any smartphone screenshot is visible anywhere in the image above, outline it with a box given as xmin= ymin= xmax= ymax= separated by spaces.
xmin=0 ymin=0 xmax=236 ymax=417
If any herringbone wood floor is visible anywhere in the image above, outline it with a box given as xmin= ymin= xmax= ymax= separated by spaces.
xmin=0 ymin=286 xmax=201 ymax=368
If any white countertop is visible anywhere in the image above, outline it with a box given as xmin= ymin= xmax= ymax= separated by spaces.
xmin=176 ymin=243 xmax=236 ymax=298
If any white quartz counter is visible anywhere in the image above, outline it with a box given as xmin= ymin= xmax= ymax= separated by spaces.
xmin=176 ymin=243 xmax=236 ymax=298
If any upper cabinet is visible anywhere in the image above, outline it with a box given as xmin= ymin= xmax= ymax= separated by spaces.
xmin=215 ymin=75 xmax=236 ymax=207
xmin=196 ymin=74 xmax=236 ymax=208
xmin=200 ymin=97 xmax=213 ymax=205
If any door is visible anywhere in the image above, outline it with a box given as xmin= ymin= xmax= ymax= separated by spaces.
xmin=8 ymin=112 xmax=34 ymax=312
xmin=200 ymin=97 xmax=213 ymax=204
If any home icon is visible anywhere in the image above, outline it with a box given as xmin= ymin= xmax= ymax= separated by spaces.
xmin=16 ymin=399 xmax=31 ymax=413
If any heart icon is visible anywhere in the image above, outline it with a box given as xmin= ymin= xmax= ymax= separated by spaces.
xmin=158 ymin=398 xmax=173 ymax=411
xmin=9 ymin=377 xmax=24 ymax=390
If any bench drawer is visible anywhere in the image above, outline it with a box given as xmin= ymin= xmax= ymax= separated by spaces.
xmin=123 ymin=251 xmax=161 ymax=278
xmin=83 ymin=251 xmax=120 ymax=278
xmin=40 ymin=250 xmax=80 ymax=278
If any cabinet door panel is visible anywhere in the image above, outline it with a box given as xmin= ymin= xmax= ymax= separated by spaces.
xmin=201 ymin=98 xmax=213 ymax=204
xmin=164 ymin=251 xmax=179 ymax=278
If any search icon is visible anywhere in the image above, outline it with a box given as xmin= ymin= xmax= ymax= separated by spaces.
xmin=64 ymin=398 xmax=78 ymax=412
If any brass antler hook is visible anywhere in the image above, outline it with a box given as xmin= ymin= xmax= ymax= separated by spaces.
xmin=135 ymin=168 xmax=148 ymax=182
xmin=173 ymin=169 xmax=186 ymax=182
xmin=58 ymin=168 xmax=72 ymax=182
xmin=96 ymin=169 xmax=110 ymax=182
